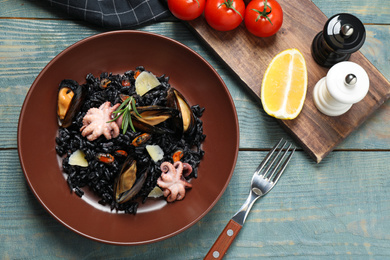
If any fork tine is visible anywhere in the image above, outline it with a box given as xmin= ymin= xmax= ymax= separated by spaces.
xmin=268 ymin=144 xmax=295 ymax=184
xmin=262 ymin=140 xmax=289 ymax=179
xmin=254 ymin=138 xmax=284 ymax=175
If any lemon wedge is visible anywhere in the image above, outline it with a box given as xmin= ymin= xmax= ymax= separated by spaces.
xmin=261 ymin=48 xmax=307 ymax=120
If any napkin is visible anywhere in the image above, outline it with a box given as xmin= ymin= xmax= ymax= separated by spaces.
xmin=48 ymin=0 xmax=173 ymax=28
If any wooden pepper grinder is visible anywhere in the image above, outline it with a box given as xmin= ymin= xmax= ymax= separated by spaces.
xmin=311 ymin=13 xmax=366 ymax=67
xmin=313 ymin=61 xmax=369 ymax=116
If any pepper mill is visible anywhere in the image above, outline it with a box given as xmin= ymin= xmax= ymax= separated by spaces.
xmin=311 ymin=13 xmax=366 ymax=67
xmin=313 ymin=61 xmax=369 ymax=116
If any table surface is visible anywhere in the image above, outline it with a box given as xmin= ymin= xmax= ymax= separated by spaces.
xmin=1 ymin=0 xmax=390 ymax=259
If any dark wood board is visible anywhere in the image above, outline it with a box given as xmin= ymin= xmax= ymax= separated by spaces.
xmin=187 ymin=0 xmax=390 ymax=163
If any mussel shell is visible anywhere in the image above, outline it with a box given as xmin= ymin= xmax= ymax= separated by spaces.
xmin=57 ymin=79 xmax=85 ymax=128
xmin=114 ymin=156 xmax=149 ymax=204
xmin=166 ymin=88 xmax=195 ymax=135
xmin=131 ymin=106 xmax=178 ymax=135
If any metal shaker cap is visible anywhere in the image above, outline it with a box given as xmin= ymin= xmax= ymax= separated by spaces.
xmin=326 ymin=61 xmax=369 ymax=104
xmin=323 ymin=13 xmax=366 ymax=54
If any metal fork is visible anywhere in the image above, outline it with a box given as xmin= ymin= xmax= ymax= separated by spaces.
xmin=205 ymin=138 xmax=295 ymax=260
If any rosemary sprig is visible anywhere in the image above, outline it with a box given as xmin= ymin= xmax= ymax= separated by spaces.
xmin=107 ymin=96 xmax=141 ymax=134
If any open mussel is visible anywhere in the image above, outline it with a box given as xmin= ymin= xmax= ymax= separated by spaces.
xmin=166 ymin=88 xmax=195 ymax=135
xmin=131 ymin=106 xmax=178 ymax=135
xmin=57 ymin=79 xmax=85 ymax=128
xmin=114 ymin=156 xmax=149 ymax=204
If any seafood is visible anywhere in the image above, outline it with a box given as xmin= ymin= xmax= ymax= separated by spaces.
xmin=100 ymin=78 xmax=111 ymax=89
xmin=114 ymin=156 xmax=148 ymax=204
xmin=166 ymin=88 xmax=195 ymax=135
xmin=80 ymin=101 xmax=120 ymax=141
xmin=131 ymin=133 xmax=151 ymax=146
xmin=157 ymin=161 xmax=192 ymax=202
xmin=56 ymin=67 xmax=205 ymax=214
xmin=96 ymin=153 xmax=114 ymax=164
xmin=131 ymin=106 xmax=178 ymax=134
xmin=115 ymin=150 xmax=128 ymax=157
xmin=57 ymin=79 xmax=86 ymax=128
xmin=121 ymin=78 xmax=131 ymax=87
xmin=182 ymin=162 xmax=193 ymax=178
xmin=172 ymin=150 xmax=184 ymax=162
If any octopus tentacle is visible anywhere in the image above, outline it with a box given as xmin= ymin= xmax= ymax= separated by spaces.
xmin=157 ymin=161 xmax=192 ymax=202
xmin=80 ymin=101 xmax=121 ymax=141
xmin=182 ymin=163 xmax=193 ymax=178
xmin=161 ymin=161 xmax=175 ymax=174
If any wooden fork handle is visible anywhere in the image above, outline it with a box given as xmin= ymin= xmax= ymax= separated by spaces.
xmin=204 ymin=219 xmax=242 ymax=260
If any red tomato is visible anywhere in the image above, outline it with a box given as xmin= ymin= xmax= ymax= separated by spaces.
xmin=245 ymin=0 xmax=283 ymax=37
xmin=168 ymin=0 xmax=206 ymax=21
xmin=204 ymin=0 xmax=245 ymax=31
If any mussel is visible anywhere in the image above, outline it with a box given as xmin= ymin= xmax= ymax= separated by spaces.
xmin=131 ymin=106 xmax=178 ymax=134
xmin=172 ymin=150 xmax=184 ymax=162
xmin=166 ymin=88 xmax=195 ymax=135
xmin=131 ymin=133 xmax=151 ymax=146
xmin=114 ymin=156 xmax=148 ymax=204
xmin=96 ymin=153 xmax=114 ymax=164
xmin=57 ymin=79 xmax=85 ymax=128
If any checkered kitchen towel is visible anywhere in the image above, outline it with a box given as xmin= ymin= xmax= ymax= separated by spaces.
xmin=48 ymin=0 xmax=173 ymax=28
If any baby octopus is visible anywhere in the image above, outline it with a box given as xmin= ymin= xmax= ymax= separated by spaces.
xmin=157 ymin=161 xmax=193 ymax=202
xmin=80 ymin=101 xmax=120 ymax=141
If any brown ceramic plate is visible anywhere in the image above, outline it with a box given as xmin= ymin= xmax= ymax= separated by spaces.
xmin=17 ymin=31 xmax=239 ymax=245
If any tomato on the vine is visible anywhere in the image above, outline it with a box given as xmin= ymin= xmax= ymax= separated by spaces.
xmin=204 ymin=0 xmax=245 ymax=31
xmin=168 ymin=0 xmax=206 ymax=21
xmin=245 ymin=0 xmax=283 ymax=37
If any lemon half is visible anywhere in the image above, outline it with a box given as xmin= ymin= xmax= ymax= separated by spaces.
xmin=261 ymin=48 xmax=307 ymax=120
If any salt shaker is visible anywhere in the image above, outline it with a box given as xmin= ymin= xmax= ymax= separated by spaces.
xmin=313 ymin=61 xmax=369 ymax=116
xmin=311 ymin=13 xmax=366 ymax=67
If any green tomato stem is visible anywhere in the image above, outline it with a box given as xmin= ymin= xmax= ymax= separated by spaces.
xmin=219 ymin=0 xmax=244 ymax=20
xmin=252 ymin=0 xmax=273 ymax=25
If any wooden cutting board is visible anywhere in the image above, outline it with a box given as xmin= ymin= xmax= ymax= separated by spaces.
xmin=187 ymin=0 xmax=390 ymax=163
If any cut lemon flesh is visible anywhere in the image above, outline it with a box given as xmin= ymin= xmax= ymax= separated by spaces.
xmin=261 ymin=48 xmax=307 ymax=120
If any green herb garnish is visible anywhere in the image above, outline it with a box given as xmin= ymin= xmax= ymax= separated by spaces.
xmin=108 ymin=96 xmax=141 ymax=134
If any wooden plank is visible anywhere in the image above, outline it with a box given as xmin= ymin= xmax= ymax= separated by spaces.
xmin=360 ymin=25 xmax=390 ymax=80
xmin=0 ymin=0 xmax=72 ymax=19
xmin=187 ymin=0 xmax=390 ymax=162
xmin=312 ymin=0 xmax=390 ymax=23
xmin=2 ymin=149 xmax=390 ymax=258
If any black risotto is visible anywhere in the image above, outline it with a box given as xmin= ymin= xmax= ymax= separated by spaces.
xmin=55 ymin=66 xmax=205 ymax=214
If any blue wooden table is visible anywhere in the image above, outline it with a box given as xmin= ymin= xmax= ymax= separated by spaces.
xmin=1 ymin=0 xmax=390 ymax=259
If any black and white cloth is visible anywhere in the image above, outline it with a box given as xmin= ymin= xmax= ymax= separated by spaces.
xmin=48 ymin=0 xmax=173 ymax=28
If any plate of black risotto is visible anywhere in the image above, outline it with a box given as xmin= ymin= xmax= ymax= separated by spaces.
xmin=18 ymin=31 xmax=239 ymax=245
